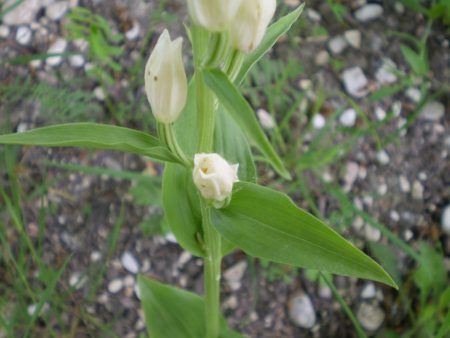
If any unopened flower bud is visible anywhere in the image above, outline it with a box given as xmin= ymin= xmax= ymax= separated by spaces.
xmin=145 ymin=29 xmax=187 ymax=124
xmin=193 ymin=153 xmax=239 ymax=208
xmin=187 ymin=0 xmax=242 ymax=32
xmin=230 ymin=0 xmax=276 ymax=53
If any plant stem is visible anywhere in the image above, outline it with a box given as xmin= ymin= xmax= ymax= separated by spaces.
xmin=201 ymin=201 xmax=222 ymax=338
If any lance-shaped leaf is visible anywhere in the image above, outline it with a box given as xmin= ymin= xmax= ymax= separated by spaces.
xmin=235 ymin=4 xmax=305 ymax=85
xmin=203 ymin=69 xmax=290 ymax=180
xmin=0 ymin=123 xmax=179 ymax=163
xmin=138 ymin=276 xmax=247 ymax=338
xmin=210 ymin=182 xmax=397 ymax=288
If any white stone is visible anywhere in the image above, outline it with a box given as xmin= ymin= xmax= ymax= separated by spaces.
xmin=16 ymin=26 xmax=32 ymax=45
xmin=3 ymin=0 xmax=41 ymax=26
xmin=412 ymin=180 xmax=424 ymax=200
xmin=223 ymin=295 xmax=239 ymax=310
xmin=377 ymin=184 xmax=387 ymax=195
xmin=125 ymin=22 xmax=140 ymax=40
xmin=340 ymin=108 xmax=357 ymax=127
xmin=375 ymin=107 xmax=386 ymax=121
xmin=315 ymin=50 xmax=330 ymax=66
xmin=46 ymin=1 xmax=69 ymax=21
xmin=46 ymin=38 xmax=67 ymax=66
xmin=361 ymin=283 xmax=376 ymax=299
xmin=328 ymin=35 xmax=348 ymax=55
xmin=357 ymin=302 xmax=385 ymax=331
xmin=90 ymin=251 xmax=101 ymax=262
xmin=343 ymin=162 xmax=359 ymax=192
xmin=421 ymin=101 xmax=445 ymax=121
xmin=123 ymin=275 xmax=135 ymax=287
xmin=257 ymin=108 xmax=275 ymax=129
xmin=390 ymin=210 xmax=400 ymax=222
xmin=405 ymin=87 xmax=421 ymax=102
xmin=404 ymin=229 xmax=413 ymax=241
xmin=441 ymin=205 xmax=450 ymax=235
xmin=0 ymin=25 xmax=10 ymax=38
xmin=108 ymin=279 xmax=123 ymax=293
xmin=344 ymin=30 xmax=361 ymax=49
xmin=312 ymin=114 xmax=326 ymax=129
xmin=27 ymin=303 xmax=49 ymax=316
xmin=354 ymin=4 xmax=383 ymax=22
xmin=121 ymin=252 xmax=139 ymax=274
xmin=69 ymin=54 xmax=85 ymax=68
xmin=399 ymin=175 xmax=411 ymax=193
xmin=288 ymin=293 xmax=316 ymax=329
xmin=306 ymin=8 xmax=321 ymax=22
xmin=391 ymin=101 xmax=402 ymax=117
xmin=376 ymin=59 xmax=398 ymax=85
xmin=69 ymin=272 xmax=87 ymax=290
xmin=17 ymin=122 xmax=28 ymax=133
xmin=376 ymin=150 xmax=389 ymax=165
xmin=318 ymin=286 xmax=331 ymax=299
xmin=224 ymin=261 xmax=247 ymax=291
xmin=341 ymin=67 xmax=368 ymax=98
xmin=395 ymin=2 xmax=405 ymax=14
xmin=94 ymin=86 xmax=106 ymax=101
xmin=364 ymin=224 xmax=381 ymax=242
xmin=176 ymin=251 xmax=192 ymax=268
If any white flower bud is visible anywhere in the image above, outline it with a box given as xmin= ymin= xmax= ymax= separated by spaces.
xmin=187 ymin=0 xmax=242 ymax=32
xmin=193 ymin=153 xmax=239 ymax=207
xmin=144 ymin=29 xmax=187 ymax=124
xmin=230 ymin=0 xmax=276 ymax=53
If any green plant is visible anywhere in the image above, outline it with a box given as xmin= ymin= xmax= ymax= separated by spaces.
xmin=0 ymin=2 xmax=397 ymax=338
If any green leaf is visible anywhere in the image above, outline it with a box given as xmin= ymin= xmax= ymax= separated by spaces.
xmin=203 ymin=69 xmax=290 ymax=180
xmin=214 ymin=108 xmax=256 ymax=183
xmin=163 ymin=163 xmax=205 ymax=257
xmin=235 ymin=4 xmax=305 ymax=85
xmin=0 ymin=123 xmax=179 ymax=163
xmin=400 ymin=44 xmax=428 ymax=76
xmin=210 ymin=182 xmax=397 ymax=288
xmin=138 ymin=276 xmax=246 ymax=338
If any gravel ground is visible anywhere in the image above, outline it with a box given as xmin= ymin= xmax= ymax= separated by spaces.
xmin=0 ymin=0 xmax=449 ymax=337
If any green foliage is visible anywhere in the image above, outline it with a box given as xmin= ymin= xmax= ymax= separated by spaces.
xmin=0 ymin=123 xmax=179 ymax=163
xmin=138 ymin=276 xmax=245 ymax=338
xmin=211 ymin=182 xmax=397 ymax=287
xmin=65 ymin=6 xmax=124 ymax=85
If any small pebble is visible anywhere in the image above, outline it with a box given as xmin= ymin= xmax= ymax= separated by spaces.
xmin=421 ymin=101 xmax=445 ymax=121
xmin=315 ymin=50 xmax=330 ymax=66
xmin=412 ymin=180 xmax=424 ymax=200
xmin=121 ymin=252 xmax=139 ymax=274
xmin=441 ymin=205 xmax=450 ymax=235
xmin=390 ymin=210 xmax=400 ymax=222
xmin=341 ymin=67 xmax=369 ymax=98
xmin=223 ymin=295 xmax=239 ymax=310
xmin=125 ymin=22 xmax=141 ymax=40
xmin=90 ymin=251 xmax=101 ymax=262
xmin=46 ymin=1 xmax=69 ymax=21
xmin=375 ymin=59 xmax=398 ymax=85
xmin=405 ymin=87 xmax=421 ymax=103
xmin=165 ymin=232 xmax=177 ymax=243
xmin=257 ymin=108 xmax=276 ymax=129
xmin=344 ymin=30 xmax=361 ymax=49
xmin=328 ymin=35 xmax=348 ymax=55
xmin=177 ymin=251 xmax=192 ymax=268
xmin=16 ymin=26 xmax=32 ymax=45
xmin=108 ymin=279 xmax=124 ymax=294
xmin=224 ymin=261 xmax=247 ymax=291
xmin=376 ymin=150 xmax=389 ymax=165
xmin=361 ymin=283 xmax=376 ymax=299
xmin=0 ymin=25 xmax=10 ymax=38
xmin=375 ymin=107 xmax=386 ymax=121
xmin=364 ymin=224 xmax=381 ymax=242
xmin=123 ymin=275 xmax=135 ymax=288
xmin=306 ymin=8 xmax=321 ymax=22
xmin=3 ymin=0 xmax=41 ymax=26
xmin=343 ymin=162 xmax=359 ymax=192
xmin=69 ymin=54 xmax=85 ymax=68
xmin=391 ymin=101 xmax=402 ymax=117
xmin=312 ymin=114 xmax=326 ymax=129
xmin=69 ymin=272 xmax=87 ymax=290
xmin=399 ymin=175 xmax=411 ymax=193
xmin=340 ymin=108 xmax=357 ymax=127
xmin=404 ymin=229 xmax=414 ymax=241
xmin=46 ymin=38 xmax=67 ymax=66
xmin=357 ymin=302 xmax=385 ymax=331
xmin=318 ymin=286 xmax=332 ymax=299
xmin=354 ymin=4 xmax=384 ymax=22
xmin=94 ymin=86 xmax=106 ymax=101
xmin=288 ymin=293 xmax=316 ymax=329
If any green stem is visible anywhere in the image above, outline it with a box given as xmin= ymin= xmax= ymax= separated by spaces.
xmin=157 ymin=122 xmax=190 ymax=166
xmin=201 ymin=201 xmax=222 ymax=338
xmin=195 ymin=71 xmax=216 ymax=152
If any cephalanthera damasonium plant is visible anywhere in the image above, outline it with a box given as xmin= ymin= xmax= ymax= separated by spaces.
xmin=0 ymin=1 xmax=397 ymax=337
